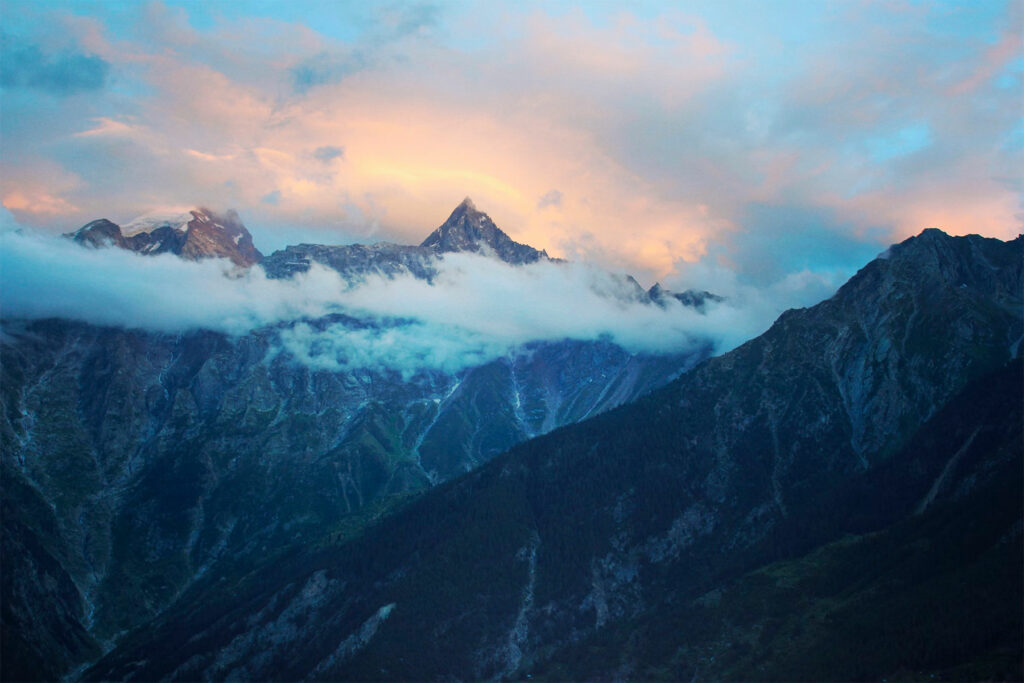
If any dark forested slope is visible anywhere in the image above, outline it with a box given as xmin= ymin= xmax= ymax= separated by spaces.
xmin=86 ymin=229 xmax=1022 ymax=681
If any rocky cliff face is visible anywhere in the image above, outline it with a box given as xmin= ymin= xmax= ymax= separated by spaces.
xmin=68 ymin=208 xmax=262 ymax=267
xmin=421 ymin=197 xmax=551 ymax=264
xmin=648 ymin=282 xmax=724 ymax=311
xmin=77 ymin=229 xmax=1021 ymax=681
xmin=260 ymin=242 xmax=438 ymax=282
xmin=3 ymin=202 xmax=712 ymax=680
xmin=260 ymin=197 xmax=549 ymax=282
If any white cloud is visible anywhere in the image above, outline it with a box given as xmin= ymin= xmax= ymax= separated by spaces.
xmin=0 ymin=231 xmax=843 ymax=375
xmin=0 ymin=230 xmax=344 ymax=333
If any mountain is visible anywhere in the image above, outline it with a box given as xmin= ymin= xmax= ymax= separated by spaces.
xmin=538 ymin=358 xmax=1022 ymax=681
xmin=420 ymin=197 xmax=551 ymax=264
xmin=647 ymin=282 xmax=724 ymax=311
xmin=261 ymin=197 xmax=549 ymax=282
xmin=79 ymin=229 xmax=1022 ymax=680
xmin=260 ymin=241 xmax=438 ymax=282
xmin=2 ymin=201 xmax=712 ymax=680
xmin=68 ymin=207 xmax=263 ymax=267
xmin=69 ymin=219 xmax=130 ymax=250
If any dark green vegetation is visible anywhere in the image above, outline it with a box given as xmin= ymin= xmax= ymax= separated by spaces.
xmin=76 ymin=229 xmax=1023 ymax=680
xmin=533 ymin=358 xmax=1023 ymax=681
xmin=0 ymin=326 xmax=695 ymax=680
xmin=1 ymin=297 xmax=699 ymax=676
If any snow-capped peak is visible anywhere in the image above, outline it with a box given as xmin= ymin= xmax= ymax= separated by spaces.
xmin=121 ymin=208 xmax=195 ymax=237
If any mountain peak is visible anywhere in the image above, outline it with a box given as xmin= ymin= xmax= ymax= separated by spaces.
xmin=121 ymin=208 xmax=194 ymax=237
xmin=70 ymin=219 xmax=127 ymax=249
xmin=68 ymin=207 xmax=263 ymax=267
xmin=178 ymin=207 xmax=263 ymax=267
xmin=420 ymin=198 xmax=548 ymax=265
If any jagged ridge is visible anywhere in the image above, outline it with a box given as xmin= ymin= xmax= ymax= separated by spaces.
xmin=420 ymin=197 xmax=550 ymax=265
xmin=68 ymin=207 xmax=263 ymax=268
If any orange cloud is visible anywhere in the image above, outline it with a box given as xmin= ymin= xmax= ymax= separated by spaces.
xmin=3 ymin=190 xmax=79 ymax=216
xmin=4 ymin=0 xmax=1017 ymax=286
xmin=74 ymin=117 xmax=144 ymax=138
xmin=185 ymin=149 xmax=237 ymax=162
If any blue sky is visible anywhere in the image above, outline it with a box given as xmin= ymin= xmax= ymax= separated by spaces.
xmin=0 ymin=0 xmax=1019 ymax=286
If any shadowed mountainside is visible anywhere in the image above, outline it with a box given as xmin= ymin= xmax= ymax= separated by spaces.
xmin=2 ymin=201 xmax=713 ymax=680
xmin=82 ymin=229 xmax=1022 ymax=680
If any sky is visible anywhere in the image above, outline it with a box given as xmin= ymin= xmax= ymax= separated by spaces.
xmin=0 ymin=0 xmax=1021 ymax=290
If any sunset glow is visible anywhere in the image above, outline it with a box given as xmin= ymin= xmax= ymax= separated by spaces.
xmin=1 ymin=0 xmax=1020 ymax=284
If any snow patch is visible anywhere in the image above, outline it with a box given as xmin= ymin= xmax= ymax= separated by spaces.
xmin=122 ymin=208 xmax=194 ymax=236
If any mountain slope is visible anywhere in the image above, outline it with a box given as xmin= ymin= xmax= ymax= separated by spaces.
xmin=2 ymin=201 xmax=713 ymax=679
xmin=68 ymin=207 xmax=262 ymax=267
xmin=534 ymin=357 xmax=1023 ymax=680
xmin=83 ymin=229 xmax=1023 ymax=680
xmin=0 ymin=326 xmax=702 ymax=673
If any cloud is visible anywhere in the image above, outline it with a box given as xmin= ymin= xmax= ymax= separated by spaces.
xmin=74 ymin=117 xmax=144 ymax=138
xmin=373 ymin=2 xmax=442 ymax=41
xmin=186 ymin=148 xmax=237 ymax=162
xmin=0 ymin=230 xmax=343 ymax=334
xmin=537 ymin=189 xmax=562 ymax=209
xmin=0 ymin=37 xmax=110 ymax=95
xmin=279 ymin=321 xmax=500 ymax=377
xmin=0 ymin=0 xmax=1018 ymax=289
xmin=709 ymin=202 xmax=885 ymax=287
xmin=2 ymin=188 xmax=79 ymax=216
xmin=290 ymin=51 xmax=368 ymax=92
xmin=0 ymin=231 xmax=844 ymax=377
xmin=314 ymin=145 xmax=345 ymax=163
xmin=0 ymin=206 xmax=25 ymax=233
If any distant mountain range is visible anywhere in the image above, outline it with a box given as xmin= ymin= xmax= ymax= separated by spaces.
xmin=67 ymin=197 xmax=713 ymax=305
xmin=4 ymin=200 xmax=718 ymax=681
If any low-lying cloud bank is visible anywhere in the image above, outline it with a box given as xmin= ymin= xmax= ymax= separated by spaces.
xmin=0 ymin=230 xmax=847 ymax=374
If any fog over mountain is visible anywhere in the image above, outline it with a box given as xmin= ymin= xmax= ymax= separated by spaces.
xmin=0 ymin=204 xmax=843 ymax=377
xmin=2 ymin=2 xmax=1020 ymax=680
xmin=3 ymin=199 xmax=1020 ymax=682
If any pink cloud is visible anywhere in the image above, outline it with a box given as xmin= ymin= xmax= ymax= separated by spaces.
xmin=2 ymin=0 xmax=1018 ymax=284
xmin=948 ymin=7 xmax=1023 ymax=96
xmin=3 ymin=189 xmax=79 ymax=217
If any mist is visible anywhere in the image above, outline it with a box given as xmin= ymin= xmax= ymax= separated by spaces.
xmin=0 ymin=230 xmax=847 ymax=375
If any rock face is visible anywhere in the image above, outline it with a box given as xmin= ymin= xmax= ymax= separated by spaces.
xmin=68 ymin=207 xmax=262 ymax=267
xmin=647 ymin=282 xmax=724 ymax=311
xmin=3 ymin=201 xmax=712 ymax=680
xmin=421 ymin=197 xmax=550 ymax=264
xmin=260 ymin=197 xmax=550 ymax=282
xmin=78 ymin=229 xmax=1022 ymax=681
xmin=260 ymin=242 xmax=438 ymax=282
xmin=608 ymin=276 xmax=723 ymax=310
xmin=69 ymin=219 xmax=129 ymax=250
